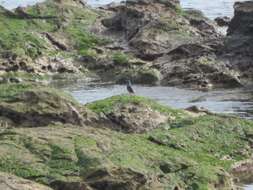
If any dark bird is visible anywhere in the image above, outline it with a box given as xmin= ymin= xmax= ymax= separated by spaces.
xmin=127 ymin=80 xmax=135 ymax=94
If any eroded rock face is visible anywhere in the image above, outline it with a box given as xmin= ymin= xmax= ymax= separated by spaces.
xmin=157 ymin=43 xmax=241 ymax=89
xmin=99 ymin=0 xmax=243 ymax=89
xmin=102 ymin=0 xmax=218 ymax=60
xmin=0 ymin=172 xmax=53 ymax=190
xmin=228 ymin=1 xmax=253 ymax=35
xmin=221 ymin=1 xmax=253 ymax=83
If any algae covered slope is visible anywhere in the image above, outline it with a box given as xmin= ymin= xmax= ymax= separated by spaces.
xmin=0 ymin=0 xmax=108 ymax=75
xmin=0 ymin=83 xmax=252 ymax=189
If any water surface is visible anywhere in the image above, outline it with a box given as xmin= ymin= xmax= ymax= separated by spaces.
xmin=58 ymin=82 xmax=253 ymax=120
xmin=0 ymin=0 xmax=245 ymax=19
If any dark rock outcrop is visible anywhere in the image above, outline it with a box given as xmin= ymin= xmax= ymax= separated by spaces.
xmin=221 ymin=1 xmax=253 ymax=83
xmin=99 ymin=0 xmax=242 ymax=89
xmin=215 ymin=16 xmax=231 ymax=27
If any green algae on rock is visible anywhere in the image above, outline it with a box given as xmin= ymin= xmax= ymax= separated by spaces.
xmin=0 ymin=0 xmax=249 ymax=88
xmin=0 ymin=83 xmax=94 ymax=127
xmin=0 ymin=0 xmax=108 ymax=76
xmin=0 ymin=84 xmax=252 ymax=189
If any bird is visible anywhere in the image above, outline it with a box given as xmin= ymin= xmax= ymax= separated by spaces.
xmin=126 ymin=80 xmax=135 ymax=94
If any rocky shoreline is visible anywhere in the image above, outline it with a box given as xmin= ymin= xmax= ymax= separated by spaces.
xmin=0 ymin=82 xmax=252 ymax=190
xmin=0 ymin=0 xmax=252 ymax=89
xmin=0 ymin=0 xmax=253 ymax=189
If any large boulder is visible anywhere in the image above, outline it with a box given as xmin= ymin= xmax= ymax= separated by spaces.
xmin=103 ymin=102 xmax=168 ymax=133
xmin=101 ymin=0 xmax=219 ymax=60
xmin=228 ymin=1 xmax=253 ymax=35
xmin=157 ymin=44 xmax=242 ymax=89
xmin=221 ymin=1 xmax=253 ymax=83
xmin=0 ymin=83 xmax=96 ymax=127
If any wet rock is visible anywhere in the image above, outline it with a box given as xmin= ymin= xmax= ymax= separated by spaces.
xmin=103 ymin=102 xmax=168 ymax=133
xmin=101 ymin=0 xmax=219 ymax=61
xmin=221 ymin=1 xmax=253 ymax=83
xmin=185 ymin=9 xmax=218 ymax=38
xmin=99 ymin=0 xmax=241 ymax=88
xmin=116 ymin=67 xmax=161 ymax=85
xmin=215 ymin=16 xmax=231 ymax=27
xmin=0 ymin=84 xmax=92 ymax=127
xmin=228 ymin=1 xmax=253 ymax=35
xmin=185 ymin=106 xmax=211 ymax=114
xmin=157 ymin=44 xmax=242 ymax=89
xmin=0 ymin=172 xmax=53 ymax=190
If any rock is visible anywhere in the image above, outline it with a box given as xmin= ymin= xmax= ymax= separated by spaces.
xmin=0 ymin=172 xmax=53 ymax=190
xmin=157 ymin=44 xmax=242 ymax=89
xmin=85 ymin=167 xmax=163 ymax=190
xmin=221 ymin=1 xmax=253 ymax=84
xmin=43 ymin=33 xmax=68 ymax=51
xmin=101 ymin=0 xmax=219 ymax=61
xmin=185 ymin=106 xmax=211 ymax=114
xmin=228 ymin=1 xmax=253 ymax=35
xmin=116 ymin=67 xmax=161 ymax=85
xmin=0 ymin=93 xmax=251 ymax=190
xmin=9 ymin=77 xmax=23 ymax=83
xmin=103 ymin=102 xmax=168 ymax=133
xmin=50 ymin=181 xmax=92 ymax=190
xmin=53 ymin=0 xmax=87 ymax=7
xmin=185 ymin=9 xmax=219 ymax=38
xmin=0 ymin=84 xmax=93 ymax=127
xmin=36 ymin=56 xmax=79 ymax=73
xmin=99 ymin=0 xmax=241 ymax=88
xmin=215 ymin=16 xmax=231 ymax=27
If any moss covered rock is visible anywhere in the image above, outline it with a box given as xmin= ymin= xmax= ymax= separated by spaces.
xmin=0 ymin=83 xmax=95 ymax=127
xmin=0 ymin=86 xmax=252 ymax=189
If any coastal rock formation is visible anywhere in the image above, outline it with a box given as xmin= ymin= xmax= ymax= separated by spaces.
xmin=101 ymin=0 xmax=218 ymax=59
xmin=222 ymin=1 xmax=253 ymax=83
xmin=0 ymin=0 xmax=252 ymax=88
xmin=0 ymin=0 xmax=104 ymax=76
xmin=0 ymin=83 xmax=252 ymax=189
xmin=99 ymin=0 xmax=242 ymax=89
